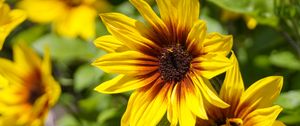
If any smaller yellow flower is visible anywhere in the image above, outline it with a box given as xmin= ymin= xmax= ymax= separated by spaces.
xmin=0 ymin=44 xmax=61 ymax=126
xmin=18 ymin=0 xmax=110 ymax=40
xmin=197 ymin=53 xmax=284 ymax=126
xmin=0 ymin=0 xmax=26 ymax=50
xmin=221 ymin=10 xmax=257 ymax=30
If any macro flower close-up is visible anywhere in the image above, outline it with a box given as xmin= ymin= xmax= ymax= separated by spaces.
xmin=93 ymin=0 xmax=234 ymax=125
xmin=0 ymin=44 xmax=60 ymax=126
xmin=0 ymin=0 xmax=299 ymax=126
xmin=18 ymin=0 xmax=110 ymax=40
xmin=0 ymin=0 xmax=26 ymax=50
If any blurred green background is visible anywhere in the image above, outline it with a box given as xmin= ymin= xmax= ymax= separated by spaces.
xmin=2 ymin=0 xmax=300 ymax=125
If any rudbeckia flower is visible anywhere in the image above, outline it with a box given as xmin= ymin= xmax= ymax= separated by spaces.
xmin=0 ymin=44 xmax=61 ymax=126
xmin=0 ymin=0 xmax=26 ymax=50
xmin=18 ymin=0 xmax=110 ymax=40
xmin=196 ymin=53 xmax=284 ymax=126
xmin=93 ymin=0 xmax=233 ymax=125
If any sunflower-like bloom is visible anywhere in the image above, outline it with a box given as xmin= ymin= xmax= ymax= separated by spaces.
xmin=0 ymin=0 xmax=26 ymax=50
xmin=221 ymin=10 xmax=257 ymax=30
xmin=0 ymin=44 xmax=61 ymax=126
xmin=196 ymin=53 xmax=284 ymax=126
xmin=18 ymin=0 xmax=110 ymax=40
xmin=93 ymin=0 xmax=233 ymax=125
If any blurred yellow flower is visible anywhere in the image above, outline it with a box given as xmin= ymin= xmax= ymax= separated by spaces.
xmin=221 ymin=10 xmax=257 ymax=30
xmin=93 ymin=0 xmax=233 ymax=125
xmin=0 ymin=0 xmax=26 ymax=50
xmin=0 ymin=44 xmax=61 ymax=126
xmin=18 ymin=0 xmax=110 ymax=40
xmin=197 ymin=53 xmax=284 ymax=126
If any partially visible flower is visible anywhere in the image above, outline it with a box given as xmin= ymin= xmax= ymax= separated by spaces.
xmin=0 ymin=44 xmax=61 ymax=126
xmin=221 ymin=10 xmax=257 ymax=30
xmin=93 ymin=0 xmax=233 ymax=125
xmin=197 ymin=53 xmax=284 ymax=126
xmin=18 ymin=0 xmax=111 ymax=40
xmin=0 ymin=0 xmax=26 ymax=50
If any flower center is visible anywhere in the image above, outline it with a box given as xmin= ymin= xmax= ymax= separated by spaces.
xmin=158 ymin=44 xmax=192 ymax=83
xmin=64 ymin=0 xmax=82 ymax=7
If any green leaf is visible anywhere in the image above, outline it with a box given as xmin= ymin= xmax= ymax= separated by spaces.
xmin=32 ymin=34 xmax=101 ymax=64
xmin=275 ymin=90 xmax=300 ymax=110
xmin=269 ymin=51 xmax=300 ymax=70
xmin=74 ymin=64 xmax=104 ymax=92
xmin=12 ymin=25 xmax=48 ymax=45
xmin=97 ymin=108 xmax=119 ymax=125
xmin=56 ymin=114 xmax=80 ymax=126
xmin=208 ymin=0 xmax=279 ymax=27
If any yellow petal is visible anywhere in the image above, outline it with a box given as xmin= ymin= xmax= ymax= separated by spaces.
xmin=167 ymin=84 xmax=179 ymax=126
xmin=13 ymin=44 xmax=41 ymax=74
xmin=122 ymin=79 xmax=170 ymax=126
xmin=243 ymin=105 xmax=282 ymax=126
xmin=238 ymin=76 xmax=283 ymax=116
xmin=184 ymin=77 xmax=208 ymax=119
xmin=191 ymin=72 xmax=230 ymax=108
xmin=178 ymin=82 xmax=196 ymax=126
xmin=130 ymin=0 xmax=168 ymax=33
xmin=0 ymin=74 xmax=8 ymax=88
xmin=17 ymin=0 xmax=64 ymax=23
xmin=220 ymin=52 xmax=245 ymax=112
xmin=176 ymin=0 xmax=200 ymax=30
xmin=0 ymin=4 xmax=26 ymax=50
xmin=203 ymin=32 xmax=233 ymax=56
xmin=55 ymin=5 xmax=96 ymax=40
xmin=94 ymin=73 xmax=160 ymax=94
xmin=192 ymin=54 xmax=232 ymax=79
xmin=156 ymin=0 xmax=199 ymax=30
xmin=100 ymin=12 xmax=160 ymax=53
xmin=94 ymin=35 xmax=129 ymax=53
xmin=186 ymin=20 xmax=206 ymax=55
xmin=92 ymin=51 xmax=158 ymax=75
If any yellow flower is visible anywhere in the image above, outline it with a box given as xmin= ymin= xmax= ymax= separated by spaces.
xmin=93 ymin=0 xmax=233 ymax=125
xmin=18 ymin=0 xmax=110 ymax=40
xmin=196 ymin=53 xmax=284 ymax=126
xmin=221 ymin=10 xmax=257 ymax=30
xmin=0 ymin=0 xmax=26 ymax=50
xmin=0 ymin=44 xmax=61 ymax=126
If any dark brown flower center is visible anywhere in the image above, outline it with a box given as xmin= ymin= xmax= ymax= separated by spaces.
xmin=158 ymin=44 xmax=192 ymax=83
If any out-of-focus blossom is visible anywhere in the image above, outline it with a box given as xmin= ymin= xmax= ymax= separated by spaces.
xmin=197 ymin=53 xmax=284 ymax=126
xmin=221 ymin=10 xmax=257 ymax=30
xmin=0 ymin=0 xmax=26 ymax=50
xmin=18 ymin=0 xmax=111 ymax=40
xmin=0 ymin=44 xmax=61 ymax=126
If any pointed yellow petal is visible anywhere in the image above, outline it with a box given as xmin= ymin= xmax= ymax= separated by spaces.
xmin=100 ymin=12 xmax=160 ymax=53
xmin=239 ymin=76 xmax=283 ymax=112
xmin=130 ymin=0 xmax=168 ymax=32
xmin=220 ymin=52 xmax=245 ymax=112
xmin=178 ymin=82 xmax=196 ymax=126
xmin=186 ymin=20 xmax=206 ymax=55
xmin=184 ymin=77 xmax=208 ymax=119
xmin=94 ymin=35 xmax=129 ymax=53
xmin=156 ymin=0 xmax=177 ymax=25
xmin=0 ymin=4 xmax=26 ymax=50
xmin=167 ymin=84 xmax=179 ymax=126
xmin=176 ymin=0 xmax=200 ymax=29
xmin=92 ymin=51 xmax=158 ymax=75
xmin=191 ymin=72 xmax=230 ymax=108
xmin=203 ymin=32 xmax=233 ymax=56
xmin=0 ymin=75 xmax=8 ymax=88
xmin=192 ymin=54 xmax=232 ymax=79
xmin=122 ymin=79 xmax=170 ymax=126
xmin=94 ymin=73 xmax=159 ymax=94
xmin=243 ymin=105 xmax=282 ymax=126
